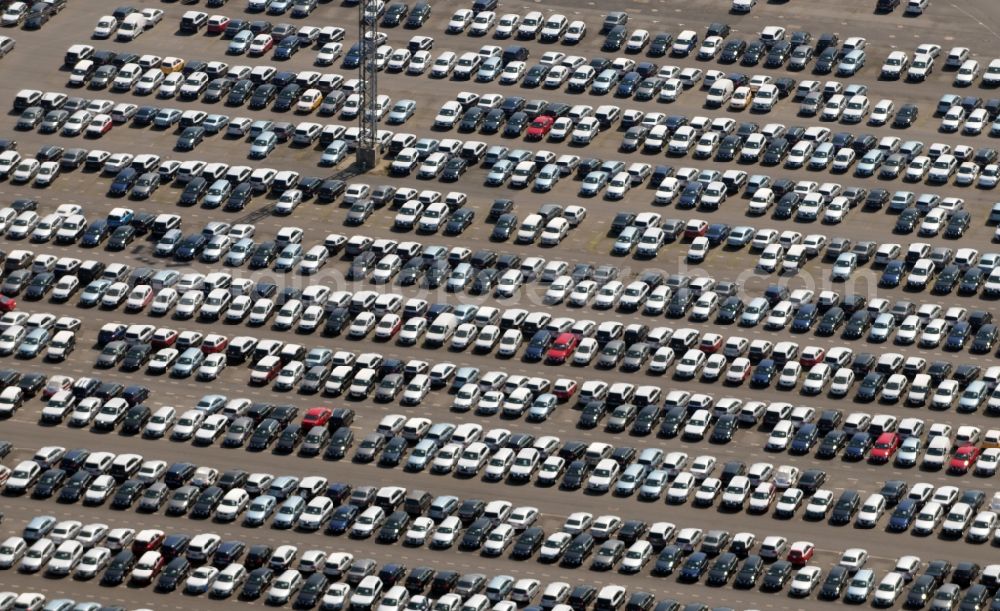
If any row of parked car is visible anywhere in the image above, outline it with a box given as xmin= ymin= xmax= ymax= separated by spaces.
xmin=6 ymin=428 xmax=1000 ymax=609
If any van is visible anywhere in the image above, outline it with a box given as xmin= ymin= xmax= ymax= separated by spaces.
xmin=13 ymin=89 xmax=41 ymax=111
xmin=69 ymin=60 xmax=95 ymax=86
xmin=511 ymin=580 xmax=541 ymax=605
xmin=706 ymin=79 xmax=734 ymax=108
xmin=922 ymin=435 xmax=952 ymax=469
xmin=502 ymin=45 xmax=529 ymax=65
xmin=117 ymin=14 xmax=147 ymax=41
xmin=607 ymin=383 xmax=635 ymax=407
xmin=584 ymin=442 xmax=613 ymax=466
xmin=180 ymin=11 xmax=207 ymax=33
xmin=403 ymin=298 xmax=428 ymax=320
xmin=782 ymin=244 xmax=807 ymax=273
xmin=151 ymin=214 xmax=181 ymax=238
xmin=906 ymin=373 xmax=932 ymax=406
xmin=124 ymin=324 xmax=155 ymax=345
xmin=435 ymin=594 xmax=462 ymax=611
xmin=578 ymin=381 xmax=608 ymax=404
xmin=47 ymin=330 xmax=76 ymax=361
xmin=594 ymin=585 xmax=626 ymax=611
xmin=425 ymin=313 xmax=458 ymax=347
xmin=64 ymin=44 xmax=94 ymax=67
xmin=594 ymin=105 xmax=621 ymax=130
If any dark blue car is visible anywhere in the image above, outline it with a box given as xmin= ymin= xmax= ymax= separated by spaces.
xmin=679 ymin=552 xmax=709 ymax=582
xmin=844 ymin=432 xmax=873 ymax=461
xmin=888 ymin=498 xmax=917 ymax=531
xmin=750 ymin=359 xmax=777 ymax=387
xmin=616 ymin=72 xmax=642 ymax=97
xmin=945 ymin=321 xmax=971 ymax=351
xmin=789 ymin=423 xmax=818 ymax=454
xmin=523 ymin=330 xmax=554 ymax=362
xmin=790 ymin=304 xmax=818 ymax=333
xmin=879 ymin=261 xmax=906 ymax=287
xmin=325 ymin=504 xmax=359 ymax=535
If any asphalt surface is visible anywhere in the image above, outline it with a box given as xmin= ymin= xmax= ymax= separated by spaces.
xmin=2 ymin=0 xmax=1000 ymax=609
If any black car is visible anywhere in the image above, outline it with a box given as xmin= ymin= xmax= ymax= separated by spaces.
xmin=405 ymin=1 xmax=431 ymax=27
xmin=107 ymin=225 xmax=136 ymax=251
xmin=817 ymin=430 xmax=848 ymax=459
xmin=31 ymin=468 xmax=67 ymax=499
xmin=58 ymin=471 xmax=94 ymax=503
xmin=720 ymin=39 xmax=747 ymax=63
xmin=894 ymin=104 xmax=918 ymax=127
xmin=176 ymin=127 xmax=205 ymax=151
xmin=815 ymin=47 xmax=839 ymax=73
xmin=829 ymin=490 xmax=861 ymax=524
xmin=741 ymin=41 xmax=767 ymax=66
xmin=819 ymin=565 xmax=849 ymax=599
xmin=111 ymin=479 xmax=145 ymax=509
xmin=240 ymin=567 xmax=274 ymax=600
xmin=441 ymin=158 xmax=468 ymax=182
xmin=102 ymin=550 xmax=137 ymax=586
xmin=190 ymin=486 xmax=224 ymax=518
xmin=121 ymin=404 xmax=151 ymax=434
xmin=733 ymin=555 xmax=764 ymax=588
xmin=561 ymin=533 xmax=595 ymax=567
xmin=179 ymin=177 xmax=208 ymax=206
xmin=648 ymin=545 xmax=682 ymax=576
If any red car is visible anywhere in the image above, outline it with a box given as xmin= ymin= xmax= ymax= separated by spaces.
xmin=90 ymin=115 xmax=113 ymax=135
xmin=201 ymin=334 xmax=229 ymax=354
xmin=787 ymin=541 xmax=814 ymax=567
xmin=0 ymin=295 xmax=16 ymax=312
xmin=799 ymin=346 xmax=826 ymax=367
xmin=683 ymin=219 xmax=708 ymax=239
xmin=207 ymin=15 xmax=231 ymax=34
xmin=131 ymin=552 xmax=165 ymax=584
xmin=132 ymin=530 xmax=165 ymax=553
xmin=302 ymin=407 xmax=332 ymax=430
xmin=377 ymin=316 xmax=402 ymax=339
xmin=553 ymin=378 xmax=578 ymax=401
xmin=698 ymin=334 xmax=723 ymax=353
xmin=525 ymin=115 xmax=555 ymax=140
xmin=949 ymin=445 xmax=981 ymax=474
xmin=545 ymin=332 xmax=579 ymax=364
xmin=868 ymin=432 xmax=901 ymax=463
xmin=151 ymin=328 xmax=178 ymax=349
xmin=251 ymin=357 xmax=283 ymax=385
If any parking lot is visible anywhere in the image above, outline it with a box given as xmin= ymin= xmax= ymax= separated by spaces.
xmin=3 ymin=0 xmax=1000 ymax=609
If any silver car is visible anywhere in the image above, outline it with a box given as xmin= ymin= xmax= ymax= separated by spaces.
xmin=272 ymin=496 xmax=306 ymax=529
xmin=170 ymin=347 xmax=205 ymax=378
xmin=244 ymin=495 xmax=278 ymax=527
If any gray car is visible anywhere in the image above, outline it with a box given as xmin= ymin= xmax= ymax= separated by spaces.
xmin=166 ymin=485 xmax=199 ymax=516
xmin=345 ymin=200 xmax=374 ymax=226
xmin=139 ymin=482 xmax=170 ymax=512
xmin=375 ymin=374 xmax=404 ymax=402
xmin=17 ymin=327 xmax=50 ymax=359
xmin=244 ymin=494 xmax=278 ymax=527
xmin=387 ymin=99 xmax=416 ymax=124
xmin=272 ymin=495 xmax=306 ymax=529
xmin=740 ymin=297 xmax=770 ymax=327
xmin=171 ymin=347 xmax=206 ymax=378
xmin=225 ymin=238 xmax=255 ymax=267
xmin=405 ymin=439 xmax=437 ymax=472
xmin=223 ymin=417 xmax=254 ymax=448
xmin=639 ymin=469 xmax=669 ymax=500
xmin=596 ymin=340 xmax=626 ymax=369
xmin=615 ymin=464 xmax=647 ymax=496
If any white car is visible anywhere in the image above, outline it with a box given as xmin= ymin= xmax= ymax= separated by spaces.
xmin=431 ymin=517 xmax=462 ymax=548
xmin=404 ymin=517 xmax=435 ymax=546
